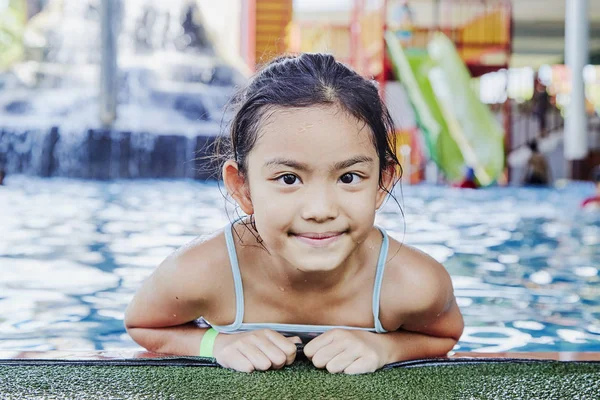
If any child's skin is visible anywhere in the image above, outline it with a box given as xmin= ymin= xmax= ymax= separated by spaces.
xmin=125 ymin=104 xmax=464 ymax=374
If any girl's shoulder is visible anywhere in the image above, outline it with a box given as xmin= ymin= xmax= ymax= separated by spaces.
xmin=384 ymin=238 xmax=451 ymax=286
xmin=162 ymin=229 xmax=234 ymax=300
xmin=378 ymin=237 xmax=454 ymax=329
xmin=124 ymin=230 xmax=236 ymax=330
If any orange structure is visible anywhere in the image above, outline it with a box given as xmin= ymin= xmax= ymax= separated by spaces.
xmin=248 ymin=0 xmax=293 ymax=68
xmin=288 ymin=0 xmax=387 ymax=81
xmin=288 ymin=0 xmax=512 ymax=80
xmin=402 ymin=0 xmax=512 ymax=78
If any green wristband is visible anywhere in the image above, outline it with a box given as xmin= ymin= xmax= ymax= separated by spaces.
xmin=200 ymin=328 xmax=219 ymax=358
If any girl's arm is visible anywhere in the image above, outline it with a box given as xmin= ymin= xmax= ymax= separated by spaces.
xmin=304 ymin=292 xmax=464 ymax=374
xmin=303 ymin=295 xmax=463 ymax=374
xmin=126 ymin=323 xmax=208 ymax=356
xmin=371 ymin=298 xmax=464 ymax=363
xmin=304 ymin=245 xmax=464 ymax=374
xmin=377 ymin=252 xmax=464 ymax=362
xmin=125 ymin=236 xmax=300 ymax=371
xmin=124 ymin=249 xmax=214 ymax=355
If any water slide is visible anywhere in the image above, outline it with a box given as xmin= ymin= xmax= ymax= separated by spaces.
xmin=385 ymin=31 xmax=505 ymax=186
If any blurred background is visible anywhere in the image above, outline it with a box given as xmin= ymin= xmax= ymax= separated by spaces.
xmin=1 ymin=0 xmax=599 ymax=183
xmin=1 ymin=0 xmax=600 ymax=355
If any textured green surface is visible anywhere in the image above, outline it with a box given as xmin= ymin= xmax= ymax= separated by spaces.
xmin=385 ymin=31 xmax=504 ymax=185
xmin=1 ymin=360 xmax=600 ymax=399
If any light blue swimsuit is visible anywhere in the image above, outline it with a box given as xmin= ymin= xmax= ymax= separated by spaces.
xmin=200 ymin=222 xmax=390 ymax=341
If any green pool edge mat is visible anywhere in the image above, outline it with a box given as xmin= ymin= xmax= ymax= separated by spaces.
xmin=1 ymin=357 xmax=599 ymax=399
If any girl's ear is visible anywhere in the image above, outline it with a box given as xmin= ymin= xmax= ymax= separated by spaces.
xmin=223 ymin=160 xmax=254 ymax=215
xmin=375 ymin=164 xmax=397 ymax=209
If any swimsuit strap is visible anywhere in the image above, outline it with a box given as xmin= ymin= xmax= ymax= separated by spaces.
xmin=223 ymin=221 xmax=389 ymax=333
xmin=223 ymin=220 xmax=245 ymax=330
xmin=372 ymin=227 xmax=390 ymax=333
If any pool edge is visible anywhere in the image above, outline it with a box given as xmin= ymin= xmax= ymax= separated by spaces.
xmin=1 ymin=350 xmax=600 ymax=362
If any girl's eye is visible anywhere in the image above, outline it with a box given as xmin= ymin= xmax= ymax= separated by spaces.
xmin=277 ymin=174 xmax=300 ymax=185
xmin=340 ymin=173 xmax=362 ymax=184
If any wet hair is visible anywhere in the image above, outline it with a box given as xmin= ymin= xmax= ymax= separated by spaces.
xmin=215 ymin=53 xmax=401 ymax=190
xmin=212 ymin=53 xmax=404 ymax=243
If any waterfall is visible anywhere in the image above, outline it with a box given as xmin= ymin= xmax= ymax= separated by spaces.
xmin=0 ymin=0 xmax=244 ymax=179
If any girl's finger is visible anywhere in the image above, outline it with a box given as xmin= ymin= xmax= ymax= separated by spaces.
xmin=224 ymin=349 xmax=255 ymax=373
xmin=237 ymin=341 xmax=273 ymax=371
xmin=325 ymin=349 xmax=361 ymax=374
xmin=343 ymin=356 xmax=377 ymax=375
xmin=264 ymin=331 xmax=300 ymax=365
xmin=310 ymin=341 xmax=347 ymax=369
xmin=247 ymin=334 xmax=288 ymax=369
xmin=303 ymin=331 xmax=335 ymax=359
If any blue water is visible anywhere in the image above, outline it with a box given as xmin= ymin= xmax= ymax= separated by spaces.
xmin=1 ymin=176 xmax=599 ymax=353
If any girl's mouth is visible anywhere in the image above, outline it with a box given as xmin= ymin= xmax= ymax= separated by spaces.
xmin=291 ymin=231 xmax=345 ymax=247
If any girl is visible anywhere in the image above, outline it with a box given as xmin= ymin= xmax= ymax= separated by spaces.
xmin=125 ymin=53 xmax=464 ymax=374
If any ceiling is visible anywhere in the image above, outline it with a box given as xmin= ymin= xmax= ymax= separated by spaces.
xmin=511 ymin=0 xmax=600 ymax=67
xmin=512 ymin=0 xmax=600 ymax=22
xmin=295 ymin=0 xmax=600 ymax=19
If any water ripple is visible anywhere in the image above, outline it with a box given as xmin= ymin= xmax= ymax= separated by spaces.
xmin=0 ymin=176 xmax=599 ymax=351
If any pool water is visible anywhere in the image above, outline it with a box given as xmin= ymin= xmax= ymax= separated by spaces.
xmin=1 ymin=176 xmax=599 ymax=353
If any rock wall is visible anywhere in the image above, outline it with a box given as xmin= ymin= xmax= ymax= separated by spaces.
xmin=0 ymin=127 xmax=220 ymax=180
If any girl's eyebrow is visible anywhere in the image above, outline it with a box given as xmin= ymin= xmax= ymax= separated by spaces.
xmin=264 ymin=158 xmax=310 ymax=171
xmin=332 ymin=155 xmax=374 ymax=171
xmin=263 ymin=156 xmax=374 ymax=172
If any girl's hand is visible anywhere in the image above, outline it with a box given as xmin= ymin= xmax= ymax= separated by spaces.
xmin=303 ymin=329 xmax=388 ymax=374
xmin=213 ymin=329 xmax=301 ymax=373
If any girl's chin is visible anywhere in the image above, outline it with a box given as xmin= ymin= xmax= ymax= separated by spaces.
xmin=287 ymin=254 xmax=346 ymax=273
xmin=293 ymin=265 xmax=338 ymax=273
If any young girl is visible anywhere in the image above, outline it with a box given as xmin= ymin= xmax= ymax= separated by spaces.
xmin=125 ymin=53 xmax=464 ymax=374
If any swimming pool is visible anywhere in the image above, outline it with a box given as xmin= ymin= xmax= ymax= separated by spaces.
xmin=1 ymin=176 xmax=599 ymax=353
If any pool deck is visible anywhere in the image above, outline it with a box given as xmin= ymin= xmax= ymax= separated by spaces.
xmin=1 ymin=351 xmax=600 ymax=362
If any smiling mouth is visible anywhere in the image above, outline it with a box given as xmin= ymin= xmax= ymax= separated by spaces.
xmin=290 ymin=231 xmax=346 ymax=247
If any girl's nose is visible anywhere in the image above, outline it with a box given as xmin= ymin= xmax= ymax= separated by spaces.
xmin=300 ymin=186 xmax=339 ymax=222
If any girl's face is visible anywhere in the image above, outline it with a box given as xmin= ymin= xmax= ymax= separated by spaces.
xmin=234 ymin=105 xmax=391 ymax=273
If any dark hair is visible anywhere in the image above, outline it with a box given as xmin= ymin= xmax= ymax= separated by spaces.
xmin=215 ymin=53 xmax=402 ymax=190
xmin=527 ymin=139 xmax=539 ymax=153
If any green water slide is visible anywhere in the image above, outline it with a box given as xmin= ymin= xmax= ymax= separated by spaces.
xmin=385 ymin=31 xmax=504 ymax=186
